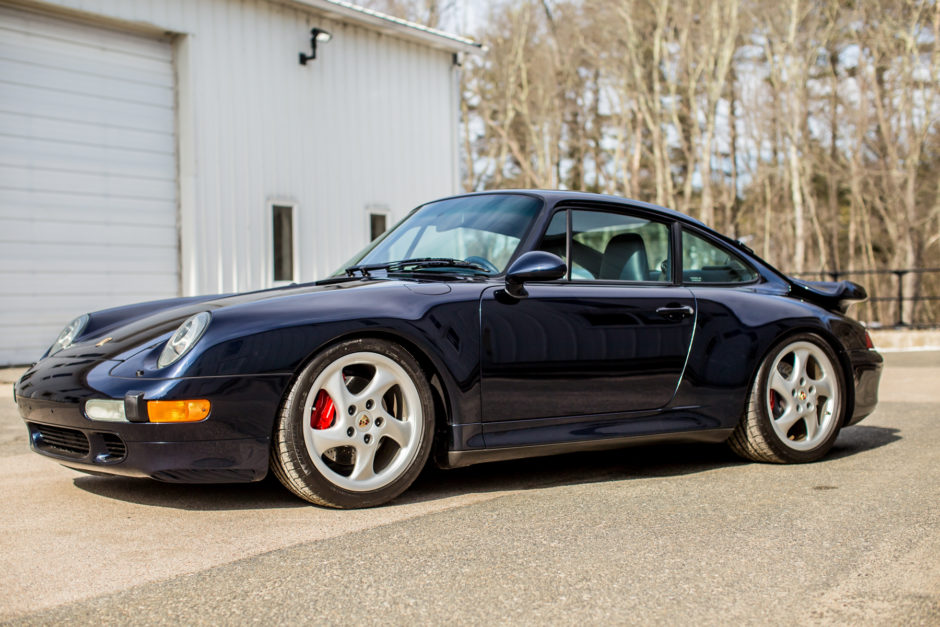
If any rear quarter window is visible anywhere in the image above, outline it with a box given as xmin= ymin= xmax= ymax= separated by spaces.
xmin=682 ymin=229 xmax=758 ymax=284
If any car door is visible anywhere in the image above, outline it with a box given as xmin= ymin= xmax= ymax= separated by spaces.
xmin=480 ymin=207 xmax=696 ymax=433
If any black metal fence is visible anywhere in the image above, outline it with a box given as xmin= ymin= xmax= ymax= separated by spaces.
xmin=788 ymin=268 xmax=940 ymax=329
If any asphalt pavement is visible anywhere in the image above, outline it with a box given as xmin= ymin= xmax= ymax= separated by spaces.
xmin=0 ymin=352 xmax=937 ymax=625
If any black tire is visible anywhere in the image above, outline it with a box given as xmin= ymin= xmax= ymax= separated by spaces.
xmin=270 ymin=338 xmax=434 ymax=508
xmin=728 ymin=333 xmax=846 ymax=464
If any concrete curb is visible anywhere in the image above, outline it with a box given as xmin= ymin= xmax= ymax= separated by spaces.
xmin=868 ymin=329 xmax=940 ymax=353
xmin=0 ymin=368 xmax=27 ymax=385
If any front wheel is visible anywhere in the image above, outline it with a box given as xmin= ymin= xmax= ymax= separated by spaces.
xmin=270 ymin=338 xmax=434 ymax=508
xmin=729 ymin=333 xmax=846 ymax=464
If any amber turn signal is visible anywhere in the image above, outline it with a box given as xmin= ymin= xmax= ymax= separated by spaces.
xmin=147 ymin=399 xmax=211 ymax=423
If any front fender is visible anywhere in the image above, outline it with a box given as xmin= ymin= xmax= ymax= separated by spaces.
xmin=108 ymin=282 xmax=489 ymax=431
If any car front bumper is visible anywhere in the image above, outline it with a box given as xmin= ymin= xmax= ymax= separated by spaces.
xmin=15 ymin=357 xmax=290 ymax=483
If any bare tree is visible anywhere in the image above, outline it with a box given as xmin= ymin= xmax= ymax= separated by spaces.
xmin=376 ymin=0 xmax=940 ymax=323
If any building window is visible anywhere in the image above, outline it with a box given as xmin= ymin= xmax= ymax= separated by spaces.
xmin=272 ymin=203 xmax=296 ymax=283
xmin=370 ymin=212 xmax=388 ymax=241
xmin=366 ymin=205 xmax=390 ymax=242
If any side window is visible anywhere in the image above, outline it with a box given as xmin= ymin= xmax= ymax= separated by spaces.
xmin=538 ymin=209 xmax=671 ymax=282
xmin=538 ymin=211 xmax=567 ymax=259
xmin=682 ymin=230 xmax=758 ymax=283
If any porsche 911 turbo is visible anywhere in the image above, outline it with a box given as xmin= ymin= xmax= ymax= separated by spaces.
xmin=15 ymin=190 xmax=883 ymax=508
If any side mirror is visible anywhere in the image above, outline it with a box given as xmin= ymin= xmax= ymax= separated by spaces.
xmin=504 ymin=251 xmax=566 ymax=298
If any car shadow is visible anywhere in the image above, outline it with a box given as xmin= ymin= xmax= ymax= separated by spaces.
xmin=826 ymin=424 xmax=901 ymax=460
xmin=70 ymin=425 xmax=901 ymax=511
xmin=72 ymin=473 xmax=306 ymax=511
xmin=397 ymin=442 xmax=746 ymax=507
xmin=398 ymin=424 xmax=902 ymax=506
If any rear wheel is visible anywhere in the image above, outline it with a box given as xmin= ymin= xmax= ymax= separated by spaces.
xmin=271 ymin=338 xmax=434 ymax=508
xmin=729 ymin=333 xmax=846 ymax=463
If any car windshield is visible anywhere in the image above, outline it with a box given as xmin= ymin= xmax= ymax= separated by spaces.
xmin=338 ymin=194 xmax=543 ymax=276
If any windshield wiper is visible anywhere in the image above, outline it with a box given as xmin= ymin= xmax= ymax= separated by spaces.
xmin=345 ymin=257 xmax=490 ymax=278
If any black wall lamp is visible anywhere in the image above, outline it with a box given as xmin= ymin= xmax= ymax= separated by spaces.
xmin=299 ymin=28 xmax=332 ymax=64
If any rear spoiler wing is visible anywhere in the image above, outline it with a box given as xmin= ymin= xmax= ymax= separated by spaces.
xmin=788 ymin=278 xmax=868 ymax=314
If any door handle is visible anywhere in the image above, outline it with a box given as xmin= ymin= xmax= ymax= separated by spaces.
xmin=655 ymin=305 xmax=695 ymax=319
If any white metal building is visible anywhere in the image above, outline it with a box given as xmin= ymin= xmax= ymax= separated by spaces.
xmin=0 ymin=0 xmax=479 ymax=365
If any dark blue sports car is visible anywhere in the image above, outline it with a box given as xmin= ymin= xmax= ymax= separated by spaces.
xmin=15 ymin=191 xmax=883 ymax=508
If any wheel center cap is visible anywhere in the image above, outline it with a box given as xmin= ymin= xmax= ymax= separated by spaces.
xmin=799 ymin=390 xmax=807 ymax=401
xmin=358 ymin=414 xmax=371 ymax=429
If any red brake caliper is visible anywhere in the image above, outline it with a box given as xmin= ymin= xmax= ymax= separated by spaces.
xmin=310 ymin=390 xmax=336 ymax=430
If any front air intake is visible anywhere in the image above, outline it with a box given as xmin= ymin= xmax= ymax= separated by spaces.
xmin=98 ymin=433 xmax=127 ymax=462
xmin=29 ymin=423 xmax=90 ymax=458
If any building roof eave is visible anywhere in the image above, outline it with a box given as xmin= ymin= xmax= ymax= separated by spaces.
xmin=282 ymin=0 xmax=483 ymax=55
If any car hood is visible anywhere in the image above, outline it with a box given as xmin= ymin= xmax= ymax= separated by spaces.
xmin=49 ymin=278 xmax=463 ymax=363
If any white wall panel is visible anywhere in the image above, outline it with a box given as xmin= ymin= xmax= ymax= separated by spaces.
xmin=33 ymin=0 xmax=461 ymax=289
xmin=0 ymin=3 xmax=178 ymax=364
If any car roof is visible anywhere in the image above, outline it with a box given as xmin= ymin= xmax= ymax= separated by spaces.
xmin=442 ymin=189 xmax=706 ymax=228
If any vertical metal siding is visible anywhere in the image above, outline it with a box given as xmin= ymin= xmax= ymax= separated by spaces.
xmin=26 ymin=0 xmax=459 ymax=296
xmin=0 ymin=4 xmax=179 ymax=364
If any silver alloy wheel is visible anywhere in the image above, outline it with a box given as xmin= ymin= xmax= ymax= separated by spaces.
xmin=765 ymin=340 xmax=841 ymax=451
xmin=301 ymin=351 xmax=423 ymax=492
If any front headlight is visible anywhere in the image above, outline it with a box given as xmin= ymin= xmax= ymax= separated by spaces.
xmin=157 ymin=312 xmax=210 ymax=369
xmin=49 ymin=314 xmax=90 ymax=355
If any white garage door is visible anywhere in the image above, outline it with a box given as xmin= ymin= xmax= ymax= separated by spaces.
xmin=0 ymin=6 xmax=178 ymax=365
